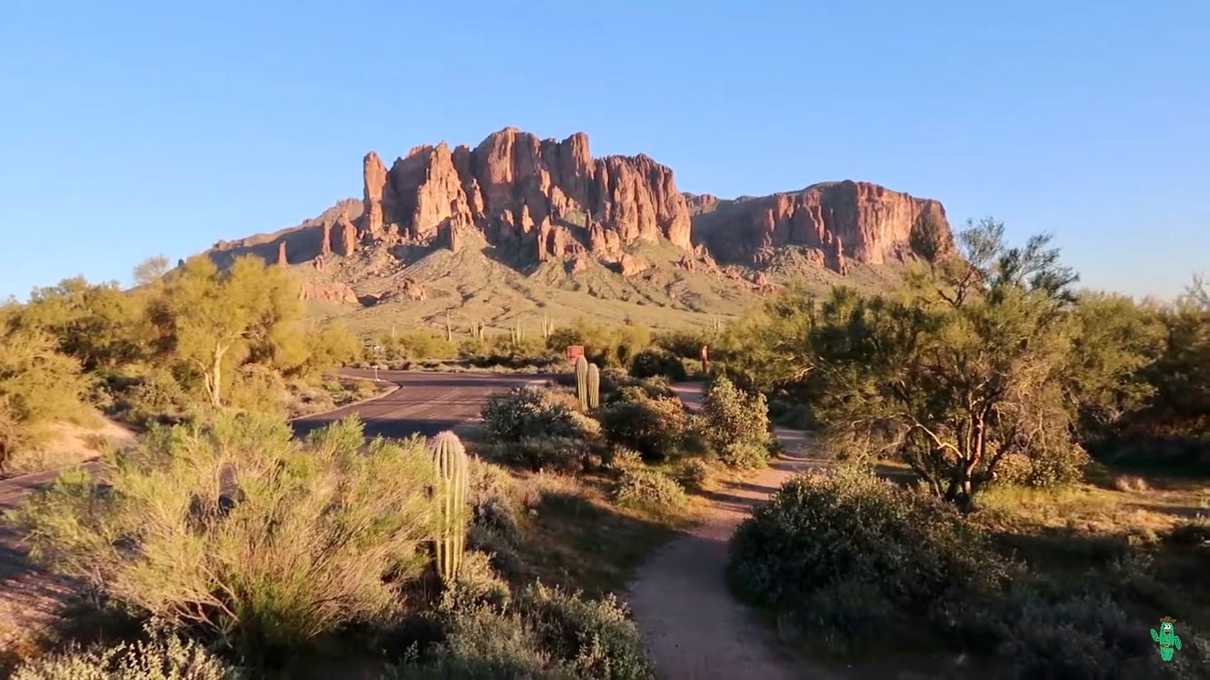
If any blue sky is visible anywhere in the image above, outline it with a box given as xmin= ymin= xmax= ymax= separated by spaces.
xmin=2 ymin=1 xmax=1206 ymax=300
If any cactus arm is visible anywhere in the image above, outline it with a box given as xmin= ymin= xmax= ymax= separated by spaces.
xmin=575 ymin=355 xmax=589 ymax=411
xmin=1151 ymin=628 xmax=1160 ymax=642
xmin=1174 ymin=635 xmax=1182 ymax=650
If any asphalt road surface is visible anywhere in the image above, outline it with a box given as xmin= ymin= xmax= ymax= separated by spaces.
xmin=292 ymin=369 xmax=552 ymax=439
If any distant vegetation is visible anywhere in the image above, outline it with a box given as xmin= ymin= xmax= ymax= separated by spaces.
xmin=0 ymin=255 xmax=362 ymax=472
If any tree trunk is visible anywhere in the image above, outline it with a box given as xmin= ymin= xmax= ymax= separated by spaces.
xmin=207 ymin=343 xmax=228 ymax=408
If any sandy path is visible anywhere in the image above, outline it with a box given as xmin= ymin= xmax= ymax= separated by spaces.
xmin=627 ymin=386 xmax=837 ymax=680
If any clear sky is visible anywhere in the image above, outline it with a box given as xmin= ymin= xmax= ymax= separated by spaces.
xmin=2 ymin=1 xmax=1207 ymax=300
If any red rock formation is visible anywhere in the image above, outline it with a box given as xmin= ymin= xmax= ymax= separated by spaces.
xmin=335 ymin=216 xmax=358 ymax=256
xmin=360 ymin=127 xmax=693 ymax=262
xmin=300 ymin=282 xmax=358 ymax=304
xmin=690 ymin=180 xmax=952 ymax=272
xmin=619 ymin=253 xmax=651 ymax=277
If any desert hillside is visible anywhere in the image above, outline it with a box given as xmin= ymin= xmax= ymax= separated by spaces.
xmin=207 ymin=127 xmax=949 ymax=332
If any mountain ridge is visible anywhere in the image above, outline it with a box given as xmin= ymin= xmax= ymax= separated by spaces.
xmin=206 ymin=127 xmax=952 ymax=331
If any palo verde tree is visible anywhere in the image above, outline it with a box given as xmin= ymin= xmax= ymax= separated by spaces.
xmin=148 ymin=255 xmax=303 ymax=409
xmin=812 ymin=218 xmax=1086 ymax=507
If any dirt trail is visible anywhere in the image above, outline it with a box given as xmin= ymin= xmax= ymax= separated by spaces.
xmin=628 ymin=386 xmax=836 ymax=680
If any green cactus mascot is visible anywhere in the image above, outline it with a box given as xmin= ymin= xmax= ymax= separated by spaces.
xmin=1150 ymin=618 xmax=1182 ymax=662
xmin=429 ymin=431 xmax=469 ymax=586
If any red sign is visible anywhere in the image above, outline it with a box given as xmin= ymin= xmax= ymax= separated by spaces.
xmin=565 ymin=345 xmax=585 ymax=361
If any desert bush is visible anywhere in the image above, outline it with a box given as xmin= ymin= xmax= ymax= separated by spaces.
xmin=501 ymin=436 xmax=589 ymax=472
xmin=702 ymin=376 xmax=769 ymax=454
xmin=123 ymin=368 xmax=191 ymax=424
xmin=481 ymin=387 xmax=586 ymax=442
xmin=613 ymin=467 xmax=687 ymax=512
xmin=521 ymin=582 xmax=654 ymax=680
xmin=718 ymin=441 xmax=769 ymax=470
xmin=10 ymin=415 xmax=439 ymax=652
xmin=11 ymin=629 xmax=239 ymax=680
xmin=944 ymin=587 xmax=1150 ymax=678
xmin=223 ymin=364 xmax=290 ymax=417
xmin=0 ymin=326 xmax=91 ymax=472
xmin=394 ymin=583 xmax=653 ymax=680
xmin=607 ymin=447 xmax=645 ymax=471
xmin=729 ymin=468 xmax=1006 ymax=642
xmin=672 ymin=458 xmax=710 ymax=490
xmin=599 ymin=369 xmax=677 ymax=401
xmin=597 ymin=388 xmax=688 ymax=460
xmin=629 ymin=348 xmax=686 ymax=381
xmin=1112 ymin=474 xmax=1150 ymax=492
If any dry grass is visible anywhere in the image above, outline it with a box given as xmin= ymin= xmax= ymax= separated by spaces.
xmin=2 ymin=415 xmax=134 ymax=476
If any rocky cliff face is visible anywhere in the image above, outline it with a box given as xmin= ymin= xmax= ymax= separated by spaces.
xmin=359 ymin=127 xmax=692 ymax=261
xmin=209 ymin=128 xmax=952 ymax=279
xmin=690 ymin=180 xmax=951 ymax=270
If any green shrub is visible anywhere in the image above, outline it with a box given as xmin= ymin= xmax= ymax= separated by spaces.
xmin=12 ymin=629 xmax=239 ymax=680
xmin=123 ymin=368 xmax=191 ymax=424
xmin=521 ymin=582 xmax=655 ymax=680
xmin=702 ymin=376 xmax=770 ymax=455
xmin=629 ymin=348 xmax=687 ymax=381
xmin=613 ymin=468 xmax=687 ymax=512
xmin=598 ymin=388 xmax=688 ymax=460
xmin=672 ymin=458 xmax=710 ymax=490
xmin=607 ymin=447 xmax=645 ymax=471
xmin=10 ymin=415 xmax=439 ymax=653
xmin=718 ymin=442 xmax=769 ymax=470
xmin=942 ymin=588 xmax=1151 ymax=678
xmin=599 ymin=369 xmax=677 ymax=401
xmin=501 ymin=436 xmax=589 ymax=472
xmin=481 ymin=387 xmax=585 ymax=442
xmin=393 ymin=584 xmax=654 ymax=680
xmin=729 ymin=468 xmax=1005 ymax=636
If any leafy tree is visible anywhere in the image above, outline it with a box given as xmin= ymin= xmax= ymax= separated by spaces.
xmin=0 ymin=323 xmax=89 ymax=472
xmin=1065 ymin=293 xmax=1165 ymax=439
xmin=132 ymin=255 xmax=171 ymax=287
xmin=148 ymin=255 xmax=303 ymax=408
xmin=17 ymin=277 xmax=143 ymax=370
xmin=813 ymin=220 xmax=1086 ymax=506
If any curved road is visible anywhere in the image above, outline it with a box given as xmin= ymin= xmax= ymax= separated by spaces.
xmin=292 ymin=369 xmax=551 ymax=438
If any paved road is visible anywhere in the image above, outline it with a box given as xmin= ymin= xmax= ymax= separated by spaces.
xmin=293 ymin=369 xmax=551 ymax=438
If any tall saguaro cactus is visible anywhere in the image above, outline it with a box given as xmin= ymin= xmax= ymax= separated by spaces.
xmin=444 ymin=311 xmax=453 ymax=343
xmin=575 ymin=355 xmax=590 ymax=411
xmin=429 ymin=431 xmax=469 ymax=585
xmin=587 ymin=363 xmax=600 ymax=409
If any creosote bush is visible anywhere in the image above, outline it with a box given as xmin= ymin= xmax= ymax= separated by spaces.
xmin=702 ymin=376 xmax=770 ymax=457
xmin=394 ymin=582 xmax=654 ymax=680
xmin=10 ymin=414 xmax=439 ymax=653
xmin=597 ymin=387 xmax=688 ymax=460
xmin=729 ymin=467 xmax=1006 ymax=641
xmin=482 ymin=386 xmax=587 ymax=442
xmin=629 ymin=348 xmax=687 ymax=381
xmin=718 ymin=441 xmax=769 ymax=470
xmin=613 ymin=467 xmax=688 ymax=513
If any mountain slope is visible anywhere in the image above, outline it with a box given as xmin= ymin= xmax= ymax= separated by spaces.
xmin=207 ymin=127 xmax=951 ymax=332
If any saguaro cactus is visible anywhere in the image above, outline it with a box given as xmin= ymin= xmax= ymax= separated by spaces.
xmin=587 ymin=363 xmax=600 ymax=409
xmin=444 ymin=311 xmax=453 ymax=343
xmin=429 ymin=431 xmax=469 ymax=585
xmin=542 ymin=313 xmax=555 ymax=340
xmin=575 ymin=355 xmax=590 ymax=411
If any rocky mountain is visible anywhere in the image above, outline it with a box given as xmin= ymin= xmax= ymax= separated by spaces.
xmin=206 ymin=127 xmax=953 ymax=330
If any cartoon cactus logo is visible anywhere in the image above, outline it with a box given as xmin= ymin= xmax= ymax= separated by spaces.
xmin=1150 ymin=618 xmax=1182 ymax=662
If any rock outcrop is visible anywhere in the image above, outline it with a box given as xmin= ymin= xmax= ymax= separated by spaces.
xmin=300 ymin=281 xmax=358 ymax=305
xmin=360 ymin=127 xmax=692 ymax=262
xmin=690 ymin=180 xmax=951 ymax=271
